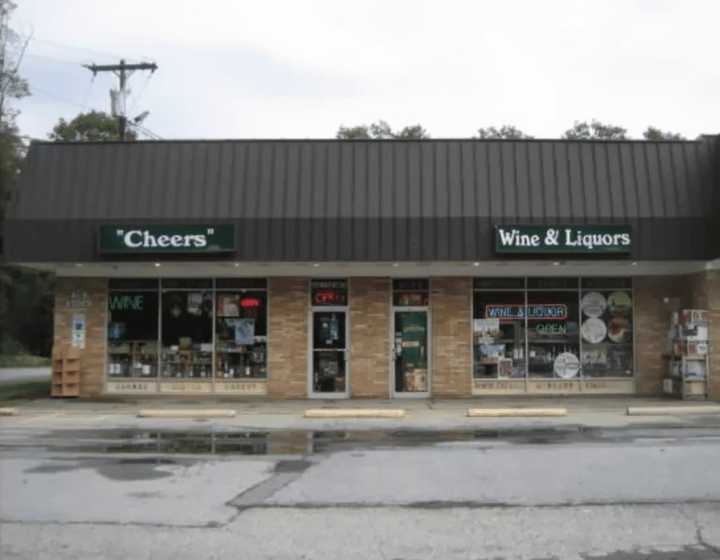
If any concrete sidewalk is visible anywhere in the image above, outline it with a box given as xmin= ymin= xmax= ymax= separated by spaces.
xmin=2 ymin=396 xmax=719 ymax=431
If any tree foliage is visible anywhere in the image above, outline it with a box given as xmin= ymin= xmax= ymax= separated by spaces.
xmin=48 ymin=110 xmax=137 ymax=142
xmin=0 ymin=0 xmax=29 ymax=217
xmin=0 ymin=0 xmax=54 ymax=358
xmin=562 ymin=120 xmax=628 ymax=140
xmin=642 ymin=126 xmax=685 ymax=141
xmin=336 ymin=120 xmax=429 ymax=139
xmin=476 ymin=125 xmax=533 ymax=139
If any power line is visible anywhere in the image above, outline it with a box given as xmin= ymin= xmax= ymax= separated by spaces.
xmin=28 ymin=37 xmax=138 ymax=63
xmin=29 ymin=85 xmax=96 ymax=112
xmin=25 ymin=52 xmax=83 ymax=66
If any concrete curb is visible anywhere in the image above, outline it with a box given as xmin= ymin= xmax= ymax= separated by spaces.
xmin=0 ymin=407 xmax=18 ymax=416
xmin=304 ymin=409 xmax=406 ymax=419
xmin=467 ymin=408 xmax=568 ymax=418
xmin=627 ymin=405 xmax=720 ymax=416
xmin=137 ymin=409 xmax=236 ymax=418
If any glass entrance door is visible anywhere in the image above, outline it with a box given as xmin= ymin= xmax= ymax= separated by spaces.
xmin=392 ymin=310 xmax=430 ymax=397
xmin=310 ymin=309 xmax=348 ymax=397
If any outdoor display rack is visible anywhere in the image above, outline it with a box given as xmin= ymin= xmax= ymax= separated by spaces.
xmin=51 ymin=346 xmax=81 ymax=398
xmin=663 ymin=310 xmax=710 ymax=400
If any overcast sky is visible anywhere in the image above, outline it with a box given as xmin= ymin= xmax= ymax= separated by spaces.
xmin=11 ymin=0 xmax=720 ymax=141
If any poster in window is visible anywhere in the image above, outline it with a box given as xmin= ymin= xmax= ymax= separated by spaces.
xmin=581 ymin=318 xmax=607 ymax=344
xmin=607 ymin=292 xmax=632 ymax=317
xmin=581 ymin=292 xmax=607 ymax=318
xmin=234 ymin=319 xmax=255 ymax=345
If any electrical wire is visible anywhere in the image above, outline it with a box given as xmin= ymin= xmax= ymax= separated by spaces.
xmin=29 ymin=85 xmax=97 ymax=112
xmin=25 ymin=52 xmax=84 ymax=66
xmin=27 ymin=37 xmax=140 ymax=63
xmin=127 ymin=72 xmax=153 ymax=116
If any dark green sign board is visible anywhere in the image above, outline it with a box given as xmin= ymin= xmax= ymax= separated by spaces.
xmin=495 ymin=225 xmax=631 ymax=254
xmin=99 ymin=225 xmax=235 ymax=254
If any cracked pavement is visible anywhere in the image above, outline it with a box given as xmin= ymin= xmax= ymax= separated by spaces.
xmin=1 ymin=422 xmax=720 ymax=559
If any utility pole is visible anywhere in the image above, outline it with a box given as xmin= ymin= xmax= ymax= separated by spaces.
xmin=83 ymin=59 xmax=157 ymax=140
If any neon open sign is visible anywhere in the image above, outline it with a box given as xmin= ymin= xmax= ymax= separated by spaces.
xmin=485 ymin=304 xmax=568 ymax=321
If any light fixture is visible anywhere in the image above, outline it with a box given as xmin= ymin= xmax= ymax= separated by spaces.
xmin=473 ymin=262 xmax=480 ymax=267
xmin=552 ymin=261 xmax=561 ymax=266
xmin=392 ymin=262 xmax=400 ymax=268
xmin=631 ymin=261 xmax=638 ymax=266
xmin=154 ymin=262 xmax=161 ymax=268
xmin=234 ymin=262 xmax=240 ymax=267
xmin=312 ymin=263 xmax=320 ymax=268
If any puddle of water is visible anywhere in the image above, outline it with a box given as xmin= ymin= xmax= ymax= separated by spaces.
xmin=6 ymin=424 xmax=716 ymax=457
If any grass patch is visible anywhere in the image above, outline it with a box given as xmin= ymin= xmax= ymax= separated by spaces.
xmin=0 ymin=354 xmax=51 ymax=367
xmin=0 ymin=380 xmax=50 ymax=403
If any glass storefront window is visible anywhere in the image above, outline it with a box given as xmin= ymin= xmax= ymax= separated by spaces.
xmin=392 ymin=279 xmax=430 ymax=307
xmin=580 ymin=279 xmax=634 ymax=377
xmin=527 ymin=291 xmax=580 ymax=379
xmin=215 ymin=291 xmax=267 ymax=379
xmin=161 ymin=289 xmax=214 ymax=379
xmin=108 ymin=278 xmax=271 ymax=388
xmin=107 ymin=287 xmax=159 ymax=378
xmin=473 ymin=277 xmax=633 ymax=381
xmin=473 ymin=291 xmax=526 ymax=379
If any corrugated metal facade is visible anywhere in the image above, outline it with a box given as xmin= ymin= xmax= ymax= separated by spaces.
xmin=4 ymin=138 xmax=719 ymax=261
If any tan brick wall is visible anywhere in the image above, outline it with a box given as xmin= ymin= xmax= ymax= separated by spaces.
xmin=685 ymin=270 xmax=720 ymax=400
xmin=53 ymin=278 xmax=107 ymax=397
xmin=267 ymin=277 xmax=309 ymax=398
xmin=634 ymin=276 xmax=686 ymax=396
xmin=349 ymin=277 xmax=390 ymax=398
xmin=431 ymin=277 xmax=472 ymax=397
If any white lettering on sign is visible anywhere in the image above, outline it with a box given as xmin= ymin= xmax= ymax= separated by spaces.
xmin=496 ymin=226 xmax=632 ymax=252
xmin=564 ymin=229 xmax=631 ymax=250
xmin=497 ymin=228 xmax=542 ymax=247
xmin=119 ymin=229 xmax=208 ymax=249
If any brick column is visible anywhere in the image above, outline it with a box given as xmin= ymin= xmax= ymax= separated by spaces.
xmin=686 ymin=270 xmax=720 ymax=400
xmin=53 ymin=278 xmax=107 ymax=397
xmin=268 ymin=277 xmax=309 ymax=399
xmin=634 ymin=276 xmax=686 ymax=396
xmin=349 ymin=277 xmax=390 ymax=398
xmin=431 ymin=277 xmax=472 ymax=398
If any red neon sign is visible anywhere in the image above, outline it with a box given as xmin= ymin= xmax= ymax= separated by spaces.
xmin=240 ymin=297 xmax=261 ymax=309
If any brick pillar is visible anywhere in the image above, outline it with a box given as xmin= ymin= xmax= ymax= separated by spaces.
xmin=53 ymin=278 xmax=107 ymax=397
xmin=686 ymin=270 xmax=720 ymax=400
xmin=268 ymin=277 xmax=309 ymax=399
xmin=431 ymin=277 xmax=472 ymax=397
xmin=634 ymin=276 xmax=686 ymax=396
xmin=349 ymin=277 xmax=390 ymax=398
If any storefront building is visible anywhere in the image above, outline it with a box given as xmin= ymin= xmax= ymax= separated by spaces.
xmin=3 ymin=137 xmax=719 ymax=399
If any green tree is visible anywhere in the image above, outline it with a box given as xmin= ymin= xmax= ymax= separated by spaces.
xmin=0 ymin=0 xmax=54 ymax=359
xmin=642 ymin=126 xmax=685 ymax=141
xmin=336 ymin=120 xmax=429 ymax=139
xmin=563 ymin=120 xmax=628 ymax=140
xmin=476 ymin=125 xmax=533 ymax=139
xmin=48 ymin=110 xmax=137 ymax=142
xmin=0 ymin=0 xmax=29 ymax=218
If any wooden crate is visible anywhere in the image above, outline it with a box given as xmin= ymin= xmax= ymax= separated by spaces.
xmin=51 ymin=347 xmax=81 ymax=398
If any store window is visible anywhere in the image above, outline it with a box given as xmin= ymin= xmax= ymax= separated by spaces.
xmin=215 ymin=280 xmax=267 ymax=379
xmin=527 ymin=288 xmax=580 ymax=379
xmin=107 ymin=279 xmax=159 ymax=378
xmin=392 ymin=279 xmax=430 ymax=307
xmin=473 ymin=277 xmax=633 ymax=381
xmin=107 ymin=278 xmax=270 ymax=390
xmin=161 ymin=283 xmax=213 ymax=379
xmin=473 ymin=288 xmax=526 ymax=379
xmin=580 ymin=278 xmax=634 ymax=377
